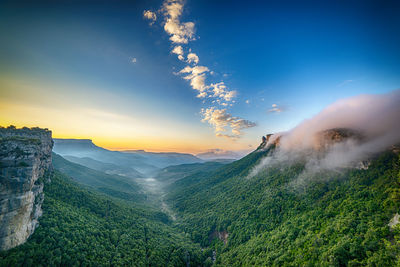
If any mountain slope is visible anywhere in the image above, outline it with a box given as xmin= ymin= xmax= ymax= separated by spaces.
xmin=155 ymin=161 xmax=227 ymax=183
xmin=122 ymin=150 xmax=204 ymax=168
xmin=53 ymin=139 xmax=203 ymax=174
xmin=0 ymin=170 xmax=204 ymax=266
xmin=166 ymin=144 xmax=400 ymax=265
xmin=53 ymin=139 xmax=158 ymax=174
xmin=63 ymin=155 xmax=144 ymax=178
xmin=52 ymin=153 xmax=145 ymax=202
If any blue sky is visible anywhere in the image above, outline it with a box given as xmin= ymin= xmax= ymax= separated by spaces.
xmin=0 ymin=0 xmax=399 ymax=153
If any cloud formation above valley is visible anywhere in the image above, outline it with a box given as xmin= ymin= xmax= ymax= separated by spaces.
xmin=279 ymin=90 xmax=400 ymax=151
xmin=201 ymin=107 xmax=256 ymax=138
xmin=248 ymin=90 xmax=400 ymax=186
xmin=144 ymin=0 xmax=255 ymax=138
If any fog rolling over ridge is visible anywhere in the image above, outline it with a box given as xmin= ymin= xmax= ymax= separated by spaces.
xmin=250 ymin=90 xmax=400 ymax=183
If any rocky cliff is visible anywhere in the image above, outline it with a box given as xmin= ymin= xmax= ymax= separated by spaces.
xmin=0 ymin=126 xmax=53 ymax=250
xmin=259 ymin=128 xmax=363 ymax=151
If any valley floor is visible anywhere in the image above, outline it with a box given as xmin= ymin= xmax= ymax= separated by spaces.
xmin=134 ymin=177 xmax=177 ymax=221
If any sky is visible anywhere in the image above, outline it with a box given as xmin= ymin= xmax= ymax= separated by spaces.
xmin=0 ymin=0 xmax=399 ymax=154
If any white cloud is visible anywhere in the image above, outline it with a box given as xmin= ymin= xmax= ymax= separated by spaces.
xmin=179 ymin=65 xmax=209 ymax=77
xmin=189 ymin=75 xmax=207 ymax=94
xmin=223 ymin=90 xmax=237 ymax=101
xmin=201 ymin=107 xmax=256 ymax=138
xmin=268 ymin=103 xmax=282 ymax=113
xmin=143 ymin=10 xmax=157 ymax=25
xmin=179 ymin=66 xmax=209 ymax=96
xmin=207 ymin=82 xmax=237 ymax=102
xmin=187 ymin=53 xmax=199 ymax=64
xmin=162 ymin=0 xmax=195 ymax=44
xmin=143 ymin=0 xmax=253 ymax=139
xmin=172 ymin=45 xmax=184 ymax=61
xmin=131 ymin=57 xmax=137 ymax=63
xmin=249 ymin=90 xmax=400 ymax=184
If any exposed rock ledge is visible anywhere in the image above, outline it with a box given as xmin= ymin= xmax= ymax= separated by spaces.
xmin=0 ymin=126 xmax=53 ymax=250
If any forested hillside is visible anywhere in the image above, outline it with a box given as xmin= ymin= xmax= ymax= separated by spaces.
xmin=2 ymin=140 xmax=400 ymax=266
xmin=52 ymin=153 xmax=146 ymax=203
xmin=166 ymin=148 xmax=400 ymax=266
xmin=0 ymin=171 xmax=204 ymax=266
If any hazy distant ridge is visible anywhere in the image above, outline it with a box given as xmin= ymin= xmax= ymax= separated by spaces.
xmin=53 ymin=138 xmax=203 ymax=174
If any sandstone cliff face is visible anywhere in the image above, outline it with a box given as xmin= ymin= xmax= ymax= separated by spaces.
xmin=0 ymin=127 xmax=53 ymax=250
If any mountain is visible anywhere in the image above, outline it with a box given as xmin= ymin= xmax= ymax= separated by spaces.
xmin=53 ymin=139 xmax=203 ymax=174
xmin=52 ymin=153 xmax=145 ymax=202
xmin=122 ymin=149 xmax=204 ymax=167
xmin=0 ymin=170 xmax=204 ymax=266
xmin=155 ymin=161 xmax=228 ymax=183
xmin=163 ymin=128 xmax=400 ymax=266
xmin=63 ymin=155 xmax=144 ymax=178
xmin=3 ymin=126 xmax=400 ymax=266
xmin=0 ymin=128 xmax=204 ymax=264
xmin=53 ymin=139 xmax=157 ymax=174
xmin=196 ymin=149 xmax=245 ymax=161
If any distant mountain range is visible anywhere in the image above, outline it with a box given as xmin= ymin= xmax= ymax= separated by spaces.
xmin=53 ymin=138 xmax=204 ymax=175
xmin=52 ymin=153 xmax=146 ymax=202
xmin=196 ymin=149 xmax=247 ymax=160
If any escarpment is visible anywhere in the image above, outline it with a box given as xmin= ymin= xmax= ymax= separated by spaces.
xmin=0 ymin=126 xmax=53 ymax=250
xmin=259 ymin=128 xmax=363 ymax=151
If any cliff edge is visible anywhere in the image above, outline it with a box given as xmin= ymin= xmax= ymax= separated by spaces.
xmin=0 ymin=126 xmax=53 ymax=250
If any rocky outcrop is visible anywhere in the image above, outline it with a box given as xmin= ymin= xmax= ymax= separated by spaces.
xmin=209 ymin=230 xmax=229 ymax=245
xmin=258 ymin=134 xmax=281 ymax=150
xmin=312 ymin=128 xmax=364 ymax=151
xmin=259 ymin=128 xmax=362 ymax=151
xmin=0 ymin=126 xmax=53 ymax=250
xmin=389 ymin=213 xmax=400 ymax=230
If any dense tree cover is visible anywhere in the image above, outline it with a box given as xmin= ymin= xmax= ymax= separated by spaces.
xmin=166 ymin=149 xmax=400 ymax=266
xmin=0 ymin=171 xmax=204 ymax=266
xmin=2 ymin=144 xmax=400 ymax=266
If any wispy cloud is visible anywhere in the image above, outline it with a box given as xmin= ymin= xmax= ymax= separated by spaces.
xmin=162 ymin=0 xmax=195 ymax=44
xmin=208 ymin=82 xmax=237 ymax=101
xmin=201 ymin=107 xmax=256 ymax=139
xmin=144 ymin=0 xmax=256 ymax=138
xmin=268 ymin=103 xmax=283 ymax=113
xmin=143 ymin=10 xmax=157 ymax=25
xmin=171 ymin=45 xmax=184 ymax=61
xmin=187 ymin=52 xmax=199 ymax=64
xmin=179 ymin=65 xmax=209 ymax=97
xmin=337 ymin=79 xmax=354 ymax=87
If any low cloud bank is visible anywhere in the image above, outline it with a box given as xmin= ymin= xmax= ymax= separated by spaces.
xmin=248 ymin=90 xmax=400 ymax=185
